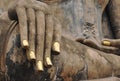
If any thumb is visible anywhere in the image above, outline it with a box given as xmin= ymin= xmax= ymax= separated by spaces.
xmin=102 ymin=39 xmax=120 ymax=48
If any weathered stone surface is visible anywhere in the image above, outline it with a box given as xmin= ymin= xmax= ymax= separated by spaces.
xmin=0 ymin=0 xmax=120 ymax=81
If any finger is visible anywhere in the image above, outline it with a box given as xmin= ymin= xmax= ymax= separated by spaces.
xmin=36 ymin=11 xmax=45 ymax=72
xmin=84 ymin=39 xmax=120 ymax=54
xmin=16 ymin=7 xmax=29 ymax=48
xmin=83 ymin=38 xmax=100 ymax=49
xmin=102 ymin=39 xmax=111 ymax=46
xmin=27 ymin=8 xmax=36 ymax=61
xmin=76 ymin=37 xmax=86 ymax=44
xmin=102 ymin=39 xmax=120 ymax=48
xmin=99 ymin=45 xmax=120 ymax=55
xmin=52 ymin=18 xmax=61 ymax=54
xmin=44 ymin=14 xmax=53 ymax=67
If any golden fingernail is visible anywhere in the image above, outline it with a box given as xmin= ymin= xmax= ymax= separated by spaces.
xmin=22 ymin=40 xmax=29 ymax=47
xmin=46 ymin=57 xmax=53 ymax=66
xmin=102 ymin=40 xmax=111 ymax=46
xmin=36 ymin=61 xmax=44 ymax=71
xmin=53 ymin=42 xmax=60 ymax=53
xmin=28 ymin=51 xmax=36 ymax=60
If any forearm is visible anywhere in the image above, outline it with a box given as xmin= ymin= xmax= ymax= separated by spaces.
xmin=102 ymin=11 xmax=114 ymax=39
xmin=106 ymin=0 xmax=120 ymax=38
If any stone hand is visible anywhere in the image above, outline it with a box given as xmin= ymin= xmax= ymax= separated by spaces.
xmin=76 ymin=37 xmax=120 ymax=55
xmin=8 ymin=0 xmax=61 ymax=72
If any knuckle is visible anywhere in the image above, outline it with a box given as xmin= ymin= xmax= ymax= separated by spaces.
xmin=16 ymin=0 xmax=26 ymax=7
xmin=32 ymin=1 xmax=51 ymax=14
